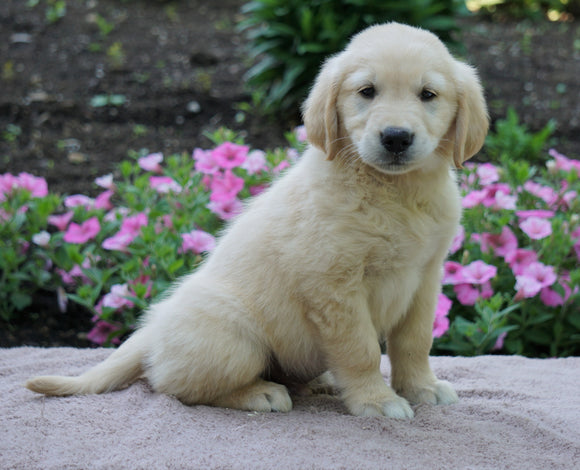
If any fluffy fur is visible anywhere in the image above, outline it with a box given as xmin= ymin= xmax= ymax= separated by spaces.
xmin=26 ymin=23 xmax=488 ymax=418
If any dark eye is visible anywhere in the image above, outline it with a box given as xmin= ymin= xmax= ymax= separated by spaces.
xmin=420 ymin=89 xmax=437 ymax=102
xmin=359 ymin=86 xmax=376 ymax=99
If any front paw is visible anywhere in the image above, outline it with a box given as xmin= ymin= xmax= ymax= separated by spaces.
xmin=348 ymin=394 xmax=414 ymax=419
xmin=399 ymin=380 xmax=458 ymax=406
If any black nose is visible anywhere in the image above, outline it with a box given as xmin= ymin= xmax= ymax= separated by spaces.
xmin=380 ymin=127 xmax=414 ymax=155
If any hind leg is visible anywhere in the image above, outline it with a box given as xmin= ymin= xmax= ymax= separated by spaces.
xmin=212 ymin=378 xmax=292 ymax=412
xmin=144 ymin=289 xmax=292 ymax=412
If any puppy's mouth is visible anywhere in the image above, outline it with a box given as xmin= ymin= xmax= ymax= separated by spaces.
xmin=369 ymin=150 xmax=417 ymax=174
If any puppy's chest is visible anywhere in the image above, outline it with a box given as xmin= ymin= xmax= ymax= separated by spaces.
xmin=358 ymin=196 xmax=456 ymax=277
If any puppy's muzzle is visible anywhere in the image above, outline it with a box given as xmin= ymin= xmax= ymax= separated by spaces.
xmin=380 ymin=127 xmax=414 ymax=156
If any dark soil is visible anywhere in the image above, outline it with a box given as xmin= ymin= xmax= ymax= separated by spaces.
xmin=1 ymin=0 xmax=579 ymax=347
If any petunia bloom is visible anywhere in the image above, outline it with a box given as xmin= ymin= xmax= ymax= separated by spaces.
xmin=519 ymin=216 xmax=552 ymax=240
xmin=48 ymin=211 xmax=74 ymax=231
xmin=433 ymin=293 xmax=452 ymax=338
xmin=87 ymin=320 xmax=121 ymax=346
xmin=207 ymin=198 xmax=243 ymax=220
xmin=63 ymin=217 xmax=101 ymax=244
xmin=241 ymin=150 xmax=268 ymax=175
xmin=181 ymin=230 xmax=216 ymax=254
xmin=193 ymin=148 xmax=220 ymax=174
xmin=16 ymin=173 xmax=48 ymax=198
xmin=210 ymin=170 xmax=245 ymax=202
xmin=138 ymin=152 xmax=163 ymax=172
xmin=150 ymin=176 xmax=182 ymax=194
xmin=506 ymin=249 xmax=538 ymax=276
xmin=480 ymin=226 xmax=518 ymax=259
xmin=211 ymin=142 xmax=249 ymax=169
xmin=95 ymin=173 xmax=115 ymax=189
xmin=64 ymin=194 xmax=95 ymax=209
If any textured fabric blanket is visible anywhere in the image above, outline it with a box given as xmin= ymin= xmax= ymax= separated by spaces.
xmin=1 ymin=348 xmax=579 ymax=470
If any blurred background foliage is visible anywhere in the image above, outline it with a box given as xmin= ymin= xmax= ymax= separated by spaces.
xmin=238 ymin=0 xmax=579 ymax=115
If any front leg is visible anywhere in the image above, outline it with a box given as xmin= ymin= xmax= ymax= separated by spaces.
xmin=387 ymin=268 xmax=458 ymax=407
xmin=309 ymin=297 xmax=414 ymax=419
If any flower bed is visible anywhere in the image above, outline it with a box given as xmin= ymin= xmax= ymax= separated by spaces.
xmin=1 ymin=128 xmax=578 ymax=356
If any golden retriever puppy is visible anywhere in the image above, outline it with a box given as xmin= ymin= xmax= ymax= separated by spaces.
xmin=26 ymin=23 xmax=488 ymax=418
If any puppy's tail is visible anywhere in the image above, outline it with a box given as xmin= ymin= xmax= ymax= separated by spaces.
xmin=25 ymin=329 xmax=148 ymax=397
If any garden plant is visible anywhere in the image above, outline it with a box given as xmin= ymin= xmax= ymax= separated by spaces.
xmin=239 ymin=0 xmax=464 ymax=113
xmin=1 ymin=123 xmax=579 ymax=357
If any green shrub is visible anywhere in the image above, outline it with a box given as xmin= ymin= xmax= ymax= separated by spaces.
xmin=484 ymin=107 xmax=556 ymax=164
xmin=238 ymin=0 xmax=466 ymax=114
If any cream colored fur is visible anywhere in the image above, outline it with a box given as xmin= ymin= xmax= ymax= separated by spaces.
xmin=26 ymin=23 xmax=488 ymax=418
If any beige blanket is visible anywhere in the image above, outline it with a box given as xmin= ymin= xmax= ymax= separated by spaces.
xmin=1 ymin=348 xmax=579 ymax=469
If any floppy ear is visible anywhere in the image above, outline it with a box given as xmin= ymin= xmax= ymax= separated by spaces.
xmin=302 ymin=56 xmax=343 ymax=160
xmin=451 ymin=62 xmax=489 ymax=168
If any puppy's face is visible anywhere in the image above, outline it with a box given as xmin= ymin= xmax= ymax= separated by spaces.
xmin=303 ymin=23 xmax=489 ymax=174
xmin=338 ymin=37 xmax=458 ymax=174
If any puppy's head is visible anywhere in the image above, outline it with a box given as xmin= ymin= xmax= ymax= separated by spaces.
xmin=302 ymin=23 xmax=489 ymax=175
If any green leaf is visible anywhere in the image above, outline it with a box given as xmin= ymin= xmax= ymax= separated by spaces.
xmin=11 ymin=292 xmax=32 ymax=310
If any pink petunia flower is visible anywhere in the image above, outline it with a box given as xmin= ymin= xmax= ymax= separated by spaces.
xmin=493 ymin=332 xmax=507 ymax=351
xmin=433 ymin=293 xmax=452 ymax=338
xmin=95 ymin=173 xmax=115 ymax=189
xmin=506 ymin=249 xmax=538 ymax=275
xmin=63 ymin=217 xmax=101 ymax=244
xmin=249 ymin=185 xmax=267 ymax=196
xmin=560 ymin=190 xmax=577 ymax=210
xmin=294 ymin=125 xmax=307 ymax=142
xmin=209 ymin=170 xmax=245 ymax=202
xmin=493 ymin=190 xmax=517 ymax=210
xmin=181 ymin=230 xmax=216 ymax=254
xmin=483 ymin=184 xmax=512 ymax=207
xmin=522 ymin=262 xmax=557 ymax=288
xmin=102 ymin=230 xmax=135 ymax=251
xmin=540 ymin=273 xmax=576 ymax=307
xmin=150 ymin=176 xmax=182 ymax=194
xmin=519 ymin=216 xmax=552 ymax=240
xmin=514 ymin=262 xmax=557 ymax=300
xmin=211 ymin=142 xmax=249 ymax=169
xmin=138 ymin=152 xmax=163 ymax=172
xmin=480 ymin=226 xmax=518 ymax=258
xmin=273 ymin=160 xmax=290 ymax=174
xmin=548 ymin=149 xmax=580 ymax=175
xmin=155 ymin=214 xmax=174 ymax=234
xmin=64 ymin=194 xmax=95 ymax=209
xmin=462 ymin=189 xmax=487 ymax=208
xmin=523 ymin=181 xmax=558 ymax=206
xmin=121 ymin=213 xmax=148 ymax=234
xmin=454 ymin=281 xmax=493 ymax=306
xmin=95 ymin=190 xmax=114 ymax=210
xmin=460 ymin=260 xmax=497 ymax=285
xmin=241 ymin=150 xmax=268 ymax=175
xmin=101 ymin=283 xmax=134 ymax=309
xmin=449 ymin=225 xmax=465 ymax=255
xmin=286 ymin=148 xmax=300 ymax=162
xmin=514 ymin=276 xmax=543 ymax=300
xmin=207 ymin=198 xmax=243 ymax=220
xmin=193 ymin=148 xmax=220 ymax=174
xmin=442 ymin=261 xmax=466 ymax=285
xmin=515 ymin=209 xmax=555 ymax=220
xmin=87 ymin=320 xmax=121 ymax=346
xmin=540 ymin=286 xmax=566 ymax=307
xmin=32 ymin=231 xmax=51 ymax=247
xmin=102 ymin=213 xmax=148 ymax=251
xmin=0 ymin=173 xmax=18 ymax=200
xmin=17 ymin=173 xmax=48 ymax=198
xmin=476 ymin=163 xmax=500 ymax=185
xmin=48 ymin=211 xmax=74 ymax=231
